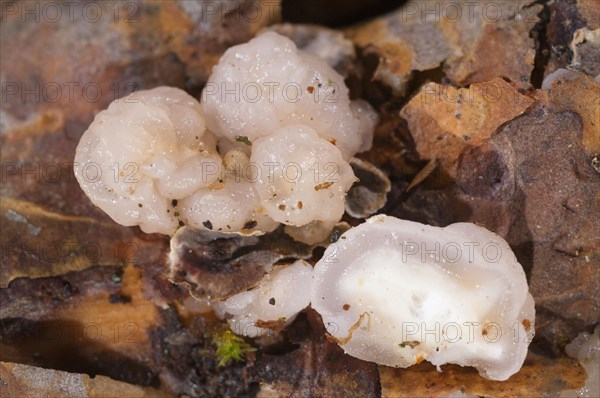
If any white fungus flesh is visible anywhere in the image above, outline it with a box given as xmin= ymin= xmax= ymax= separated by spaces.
xmin=74 ymin=87 xmax=221 ymax=235
xmin=213 ymin=260 xmax=313 ymax=338
xmin=251 ymin=124 xmax=356 ymax=226
xmin=202 ymin=31 xmax=378 ymax=159
xmin=74 ymin=32 xmax=378 ymax=241
xmin=560 ymin=326 xmax=600 ymax=397
xmin=312 ymin=215 xmax=535 ymax=381
xmin=179 ymin=177 xmax=278 ymax=234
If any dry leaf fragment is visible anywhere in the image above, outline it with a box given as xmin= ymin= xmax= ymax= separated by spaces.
xmin=400 ymin=78 xmax=534 ymax=177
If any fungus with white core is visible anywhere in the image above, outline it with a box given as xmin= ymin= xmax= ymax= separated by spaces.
xmin=213 ymin=260 xmax=313 ymax=338
xmin=311 ymin=215 xmax=535 ymax=381
xmin=202 ymin=31 xmax=378 ymax=160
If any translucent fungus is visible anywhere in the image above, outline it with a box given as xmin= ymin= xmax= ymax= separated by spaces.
xmin=179 ymin=178 xmax=278 ymax=235
xmin=74 ymin=32 xmax=378 ymax=241
xmin=74 ymin=87 xmax=220 ymax=235
xmin=311 ymin=215 xmax=535 ymax=381
xmin=202 ymin=31 xmax=378 ymax=159
xmin=251 ymin=124 xmax=356 ymax=227
xmin=213 ymin=260 xmax=313 ymax=337
xmin=561 ymin=326 xmax=600 ymax=397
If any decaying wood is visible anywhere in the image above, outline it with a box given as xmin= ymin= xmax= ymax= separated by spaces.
xmin=379 ymin=352 xmax=587 ymax=398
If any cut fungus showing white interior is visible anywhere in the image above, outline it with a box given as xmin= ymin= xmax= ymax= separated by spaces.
xmin=74 ymin=32 xmax=378 ymax=240
xmin=213 ymin=260 xmax=313 ymax=338
xmin=311 ymin=215 xmax=535 ymax=381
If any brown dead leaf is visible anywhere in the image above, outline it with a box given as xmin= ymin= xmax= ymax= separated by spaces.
xmin=441 ymin=1 xmax=540 ymax=89
xmin=347 ymin=0 xmax=540 ymax=93
xmin=540 ymin=69 xmax=600 ymax=155
xmin=578 ymin=0 xmax=600 ymax=30
xmin=346 ymin=6 xmax=451 ymax=94
xmin=400 ymin=78 xmax=534 ymax=177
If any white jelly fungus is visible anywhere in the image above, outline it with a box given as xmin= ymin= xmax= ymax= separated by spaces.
xmin=213 ymin=260 xmax=313 ymax=338
xmin=311 ymin=215 xmax=535 ymax=381
xmin=251 ymin=124 xmax=356 ymax=227
xmin=202 ymin=31 xmax=377 ymax=160
xmin=74 ymin=86 xmax=220 ymax=235
xmin=179 ymin=177 xmax=279 ymax=234
xmin=561 ymin=326 xmax=600 ymax=397
xmin=74 ymin=32 xmax=378 ymax=240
